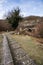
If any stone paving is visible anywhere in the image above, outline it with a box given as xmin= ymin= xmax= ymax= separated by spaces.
xmin=2 ymin=34 xmax=14 ymax=65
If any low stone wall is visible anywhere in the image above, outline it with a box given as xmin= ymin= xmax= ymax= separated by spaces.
xmin=7 ymin=34 xmax=36 ymax=65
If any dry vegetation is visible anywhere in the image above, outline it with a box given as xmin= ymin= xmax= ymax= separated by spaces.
xmin=35 ymin=22 xmax=43 ymax=37
xmin=0 ymin=16 xmax=43 ymax=38
xmin=15 ymin=16 xmax=43 ymax=37
xmin=0 ymin=20 xmax=13 ymax=31
xmin=11 ymin=34 xmax=43 ymax=65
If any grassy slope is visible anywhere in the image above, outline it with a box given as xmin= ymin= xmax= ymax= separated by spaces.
xmin=12 ymin=34 xmax=43 ymax=65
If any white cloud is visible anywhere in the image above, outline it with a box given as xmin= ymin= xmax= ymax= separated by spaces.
xmin=0 ymin=0 xmax=43 ymax=19
xmin=0 ymin=0 xmax=5 ymax=3
xmin=0 ymin=0 xmax=7 ymax=4
xmin=20 ymin=0 xmax=43 ymax=16
xmin=0 ymin=0 xmax=8 ymax=19
xmin=0 ymin=10 xmax=5 ymax=19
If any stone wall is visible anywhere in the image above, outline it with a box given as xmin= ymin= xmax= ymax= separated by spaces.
xmin=7 ymin=34 xmax=36 ymax=65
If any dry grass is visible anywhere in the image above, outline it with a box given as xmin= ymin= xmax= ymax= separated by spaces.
xmin=35 ymin=38 xmax=43 ymax=44
xmin=11 ymin=34 xmax=43 ymax=65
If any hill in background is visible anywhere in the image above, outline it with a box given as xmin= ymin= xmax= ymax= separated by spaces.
xmin=0 ymin=16 xmax=43 ymax=37
xmin=16 ymin=16 xmax=43 ymax=37
xmin=0 ymin=20 xmax=13 ymax=31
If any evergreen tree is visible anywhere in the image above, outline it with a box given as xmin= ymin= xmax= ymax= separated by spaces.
xmin=6 ymin=8 xmax=23 ymax=29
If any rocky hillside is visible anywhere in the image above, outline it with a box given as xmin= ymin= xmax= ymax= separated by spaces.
xmin=22 ymin=16 xmax=43 ymax=24
xmin=17 ymin=16 xmax=43 ymax=30
xmin=16 ymin=16 xmax=43 ymax=37
xmin=0 ymin=16 xmax=43 ymax=37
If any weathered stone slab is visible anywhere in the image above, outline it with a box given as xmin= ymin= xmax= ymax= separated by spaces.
xmin=2 ymin=34 xmax=14 ymax=65
xmin=10 ymin=43 xmax=21 ymax=49
xmin=7 ymin=34 xmax=36 ymax=65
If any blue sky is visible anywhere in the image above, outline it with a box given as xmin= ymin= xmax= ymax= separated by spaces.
xmin=0 ymin=0 xmax=43 ymax=19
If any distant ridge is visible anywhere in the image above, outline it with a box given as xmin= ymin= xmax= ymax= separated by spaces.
xmin=0 ymin=16 xmax=43 ymax=31
xmin=23 ymin=16 xmax=43 ymax=21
